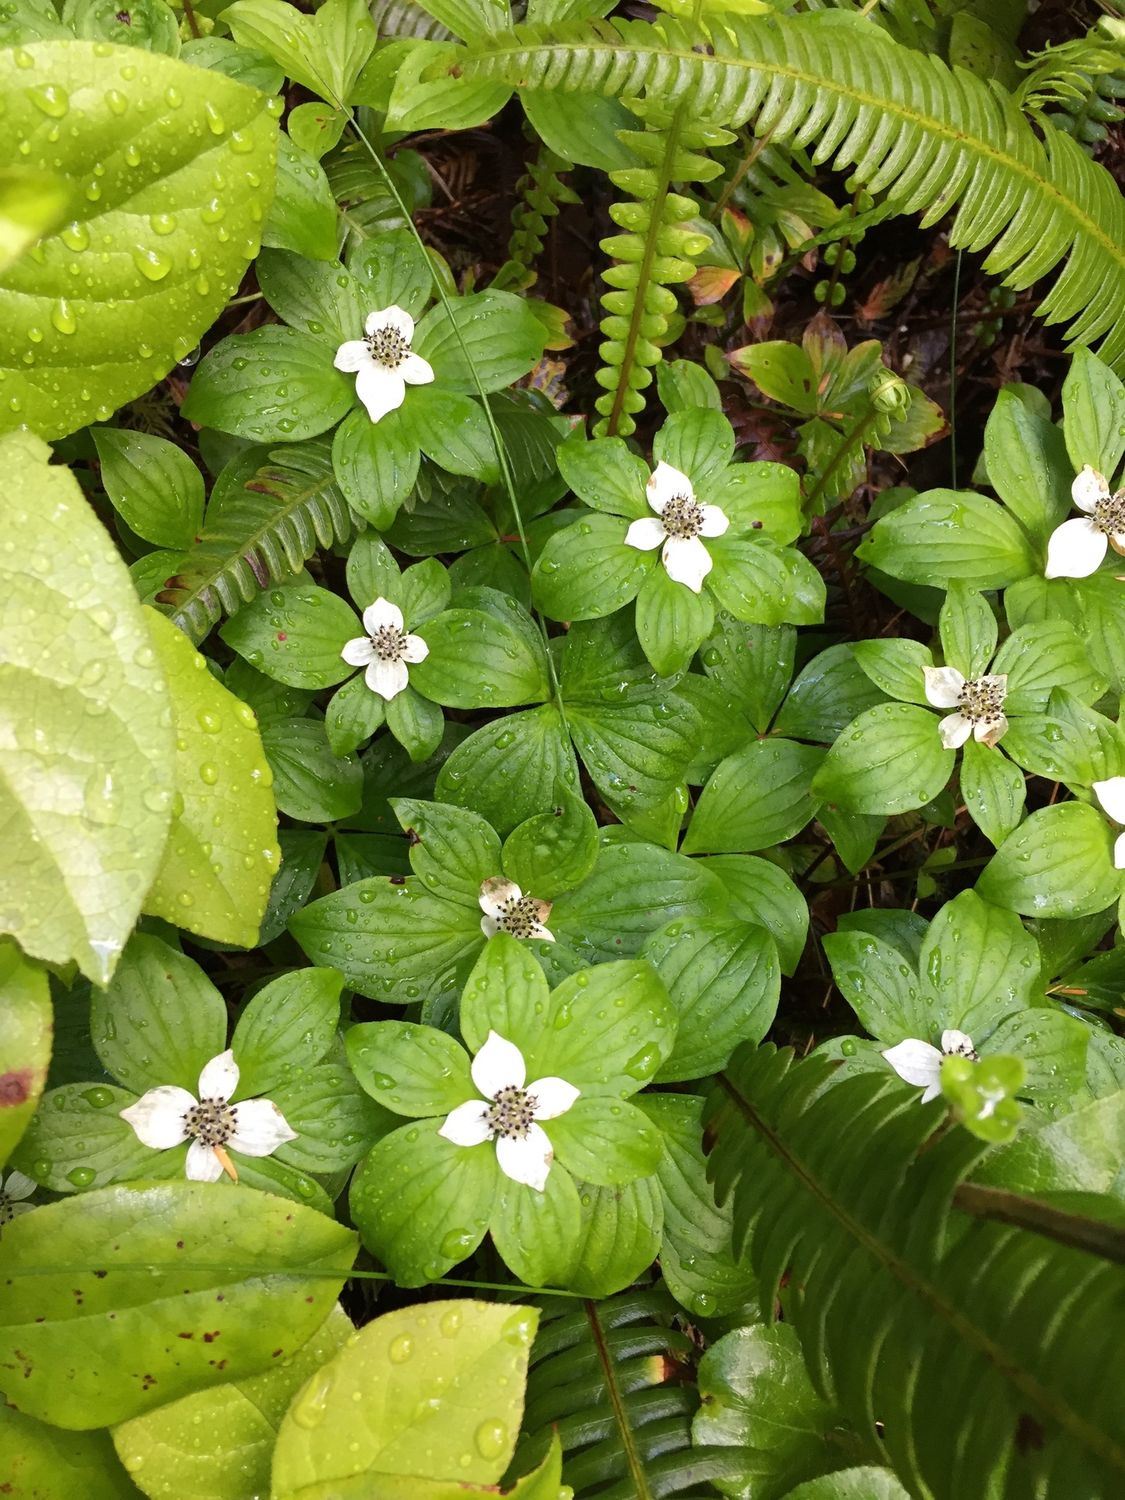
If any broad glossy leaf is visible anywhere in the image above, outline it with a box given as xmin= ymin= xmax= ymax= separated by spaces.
xmin=412 ymin=609 xmax=550 ymax=708
xmin=1062 ymin=347 xmax=1125 ymax=479
xmin=858 ymin=490 xmax=1036 ymax=588
xmin=0 ymin=42 xmax=277 ymax=439
xmin=567 ymin=1176 xmax=662 ymax=1297
xmin=220 ymin=578 xmax=359 ymax=690
xmin=182 ymin=328 xmax=353 ymax=443
xmin=231 ymin=966 xmax=343 ymax=1096
xmin=332 ymin=404 xmax=420 ymax=526
xmin=93 ymin=428 xmax=204 ymax=549
xmin=12 ymin=1080 xmax=159 ymax=1194
xmin=978 ymin=803 xmax=1122 ymax=918
xmin=703 ymin=854 xmax=808 ymax=975
xmin=812 ymin=703 xmax=953 ymax=816
xmin=0 ymin=1182 xmax=356 ymax=1428
xmin=501 ymin=785 xmax=598 ymax=899
xmin=635 ymin=561 xmax=714 ymax=677
xmin=960 ymin=736 xmax=1025 ymax=848
xmin=490 ymin=1163 xmax=582 ymax=1290
xmin=0 ymin=433 xmax=174 ymax=982
xmin=0 ymin=164 xmax=69 ymax=273
xmin=684 ymin=739 xmax=823 ymax=853
xmin=222 ymin=0 xmax=375 ymax=102
xmin=0 ymin=940 xmax=51 ymax=1169
xmin=568 ymin=695 xmax=699 ymax=817
xmin=822 ymin=930 xmax=927 ymax=1043
xmin=142 ymin=610 xmax=280 ymax=946
xmin=0 ymin=1405 xmax=136 ymax=1500
xmin=984 ymin=387 xmax=1070 ymax=542
xmin=260 ymin=717 xmax=363 ymax=823
xmin=112 ymin=1307 xmax=353 ymax=1500
xmin=774 ymin=643 xmax=887 ymax=744
xmin=435 ymin=705 xmax=579 ymax=835
xmin=347 ymin=1019 xmax=473 ymax=1117
xmin=531 ymin=510 xmax=649 ymax=622
xmin=271 ymin=1301 xmax=537 ymax=1497
xmin=784 ymin=1469 xmax=911 ymax=1499
xmin=261 ymin=133 xmax=337 ymax=262
xmin=919 ymin=890 xmax=1039 ymax=1037
xmin=985 ymin=1008 xmax=1089 ymax=1104
xmin=414 ymin=291 xmax=547 ymax=393
xmin=392 ymin=796 xmax=500 ymax=908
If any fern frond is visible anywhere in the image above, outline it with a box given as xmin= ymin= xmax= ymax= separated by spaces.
xmin=513 ymin=1288 xmax=743 ymax=1498
xmin=494 ymin=139 xmax=580 ymax=293
xmin=157 ymin=441 xmax=360 ymax=643
xmin=704 ymin=1044 xmax=1125 ymax=1500
xmin=443 ymin=13 xmax=1125 ymax=370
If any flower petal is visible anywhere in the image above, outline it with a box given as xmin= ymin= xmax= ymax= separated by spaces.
xmin=400 ymin=632 xmax=429 ymax=664
xmin=438 ymin=1100 xmax=493 ymax=1148
xmin=624 ymin=516 xmax=665 ymax=552
xmin=699 ymin=504 xmax=729 ymax=538
xmin=882 ymin=1038 xmax=942 ymax=1089
xmin=471 ymin=1030 xmax=525 ymax=1099
xmin=376 ymin=305 xmax=415 ymax=342
xmin=120 ymin=1086 xmax=194 ymax=1149
xmin=7 ymin=1201 xmax=34 ymax=1218
xmin=400 ymin=353 xmax=434 ymax=386
xmin=938 ymin=712 xmax=973 ymax=750
xmin=495 ymin=1122 xmax=553 ymax=1192
xmin=527 ymin=1077 xmax=579 ymax=1120
xmin=662 ymin=534 xmax=713 ymax=592
xmin=2 ymin=1169 xmax=37 ymax=1201
xmin=228 ymin=1099 xmax=297 ymax=1157
xmin=355 ymin=363 xmax=406 ymax=424
xmin=363 ymin=598 xmax=404 ymax=635
xmin=919 ymin=1081 xmax=943 ymax=1105
xmin=534 ymin=924 xmax=556 ymax=942
xmin=480 ymin=914 xmax=500 ymax=938
xmin=185 ymin=1139 xmax=224 ymax=1183
xmin=1071 ymin=465 xmax=1108 ymax=514
xmin=941 ymin=1029 xmax=975 ymax=1056
xmin=365 ymin=656 xmax=410 ymax=700
xmin=480 ymin=875 xmax=521 ymax=920
xmin=921 ymin=665 xmax=966 ymax=709
xmin=975 ymin=713 xmax=1008 ymax=747
xmin=647 ymin=460 xmax=692 ymax=514
xmin=1114 ymin=830 xmax=1125 ymax=871
xmin=1093 ymin=776 xmax=1125 ymax=825
xmin=341 ymin=635 xmax=376 ymax=667
xmin=198 ymin=1049 xmax=239 ymax=1103
xmin=334 ymin=340 xmax=370 ymax=373
xmin=1044 ymin=516 xmax=1108 ymax=579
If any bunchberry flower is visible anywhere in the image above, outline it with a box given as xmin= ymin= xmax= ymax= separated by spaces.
xmin=479 ymin=877 xmax=554 ymax=943
xmin=341 ymin=597 xmax=429 ymax=701
xmin=1092 ymin=776 xmax=1125 ymax=869
xmin=922 ymin=665 xmax=1009 ymax=748
xmin=438 ymin=1030 xmax=578 ymax=1191
xmin=1045 ymin=465 xmax=1125 ymax=579
xmin=120 ymin=1049 xmax=296 ymax=1184
xmin=624 ymin=461 xmax=729 ymax=593
xmin=0 ymin=1169 xmax=36 ymax=1234
xmin=334 ymin=306 xmax=434 ymax=424
xmin=882 ymin=1029 xmax=978 ymax=1104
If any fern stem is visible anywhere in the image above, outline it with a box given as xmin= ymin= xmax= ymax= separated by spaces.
xmin=953 ymin=1184 xmax=1125 ymax=1266
xmin=583 ymin=1298 xmax=654 ymax=1500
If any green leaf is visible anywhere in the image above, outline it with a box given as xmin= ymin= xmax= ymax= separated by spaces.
xmin=90 ymin=933 xmax=227 ymax=1093
xmin=501 ymin=785 xmax=598 ymax=899
xmin=783 ymin=1469 xmax=911 ymax=1500
xmin=1062 ymin=346 xmax=1125 ymax=478
xmin=490 ymin=1163 xmax=582 ymax=1290
xmin=349 ymin=1118 xmax=497 ymax=1285
xmin=183 ymin=328 xmax=353 ymax=443
xmin=703 ymin=854 xmax=808 ymax=975
xmin=231 ymin=966 xmax=342 ymax=1097
xmin=634 ymin=561 xmax=714 ymax=676
xmin=653 ymin=406 xmax=734 ymax=490
xmin=985 ymin=1008 xmax=1089 ymax=1104
xmin=639 ymin=1094 xmax=756 ymax=1319
xmin=435 ymin=706 xmax=578 ymax=835
xmin=348 ymin=228 xmax=434 ymax=320
xmin=414 ymin=291 xmax=547 ymax=394
xmin=13 ymin=1081 xmax=157 ymax=1195
xmin=960 ymin=736 xmax=1026 ymax=848
xmin=852 ymin=638 xmax=933 ymax=703
xmin=566 ymin=1176 xmax=663 ymax=1297
xmin=858 ymin=490 xmax=1036 ymax=588
xmin=0 ymin=433 xmax=174 ymax=983
xmin=346 ymin=1020 xmax=473 ymax=1117
xmin=813 ymin=703 xmax=953 ymax=816
xmin=555 ymin=431 xmax=649 ymax=518
xmin=646 ymin=917 xmax=779 ymax=1080
xmin=271 ymin=1060 xmax=383 ymax=1173
xmin=222 ymin=0 xmax=375 ymax=101
xmin=259 ymin=828 xmax=327 ymax=944
xmin=412 ymin=610 xmax=550 ymax=709
xmin=386 ymin=685 xmax=445 ymax=763
xmin=0 ymin=42 xmax=277 ymax=440
xmin=394 ymin=797 xmax=500 ymax=908
xmin=93 ymin=428 xmax=205 ymax=549
xmin=547 ymin=1098 xmax=663 ymax=1187
xmin=822 ymin=930 xmax=927 ymax=1043
xmin=978 ymin=802 xmax=1122 ymax=918
xmin=141 ymin=610 xmax=280 ymax=947
xmin=260 ymin=717 xmax=364 ymax=822
xmin=333 ymin=408 xmax=420 ymax=529
xmin=700 ymin=618 xmax=796 ymax=734
xmin=983 ymin=388 xmax=1070 ymax=543
xmin=0 ymin=1405 xmax=136 ymax=1500
xmin=693 ymin=1323 xmax=854 ymax=1499
xmin=0 ymin=941 xmax=51 ymax=1170
xmin=220 ymin=578 xmax=358 ymax=690
xmin=774 ymin=643 xmax=888 ymax=745
xmin=111 ymin=1306 xmax=353 ymax=1500
xmin=684 ymin=739 xmax=823 ymax=854
xmin=261 ymin=133 xmax=337 ymax=262
xmin=919 ymin=889 xmax=1039 ymax=1038
xmin=325 ymin=672 xmax=385 ymax=756
xmin=0 ymin=1182 xmax=356 ymax=1428
xmin=939 ymin=584 xmax=998 ymax=680
xmin=567 ymin=697 xmax=700 ymax=818
xmin=531 ymin=510 xmax=649 ymax=621
xmin=271 ymin=1300 xmax=537 ymax=1497
xmin=994 ymin=620 xmax=1105 ymax=713
xmin=397 ymin=386 xmax=500 ymax=483
xmin=973 ymin=1092 xmax=1125 ymax=1198
xmin=707 ymin=538 xmax=826 ymax=626
xmin=0 ymin=164 xmax=69 ymax=274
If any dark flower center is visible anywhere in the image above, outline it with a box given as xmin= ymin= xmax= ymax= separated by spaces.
xmin=486 ymin=1084 xmax=538 ymax=1140
xmin=661 ymin=493 xmax=705 ymax=539
xmin=371 ymin=625 xmax=407 ymax=661
xmin=366 ymin=326 xmax=409 ymax=368
xmin=494 ymin=893 xmax=545 ymax=938
xmin=942 ymin=1037 xmax=979 ymax=1062
xmin=959 ymin=675 xmax=1006 ymax=725
xmin=184 ymin=1097 xmax=238 ymax=1147
xmin=1092 ymin=491 xmax=1125 ymax=535
xmin=0 ymin=1193 xmax=17 ymax=1225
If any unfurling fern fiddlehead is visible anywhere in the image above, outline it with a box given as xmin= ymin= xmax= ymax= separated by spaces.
xmin=494 ymin=138 xmax=580 ymax=293
xmin=596 ymin=105 xmax=730 ymax=436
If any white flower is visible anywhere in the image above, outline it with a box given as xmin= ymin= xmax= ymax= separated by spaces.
xmin=341 ymin=597 xmax=429 ymax=701
xmin=334 ymin=306 xmax=434 ymax=424
xmin=624 ymin=461 xmax=729 ymax=593
xmin=882 ymin=1029 xmax=978 ymax=1104
xmin=1044 ymin=465 xmax=1125 ymax=579
xmin=1092 ymin=776 xmax=1125 ymax=869
xmin=438 ymin=1030 xmax=578 ymax=1192
xmin=479 ymin=877 xmax=554 ymax=943
xmin=120 ymin=1049 xmax=296 ymax=1184
xmin=0 ymin=1169 xmax=36 ymax=1231
xmin=922 ymin=665 xmax=1008 ymax=749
